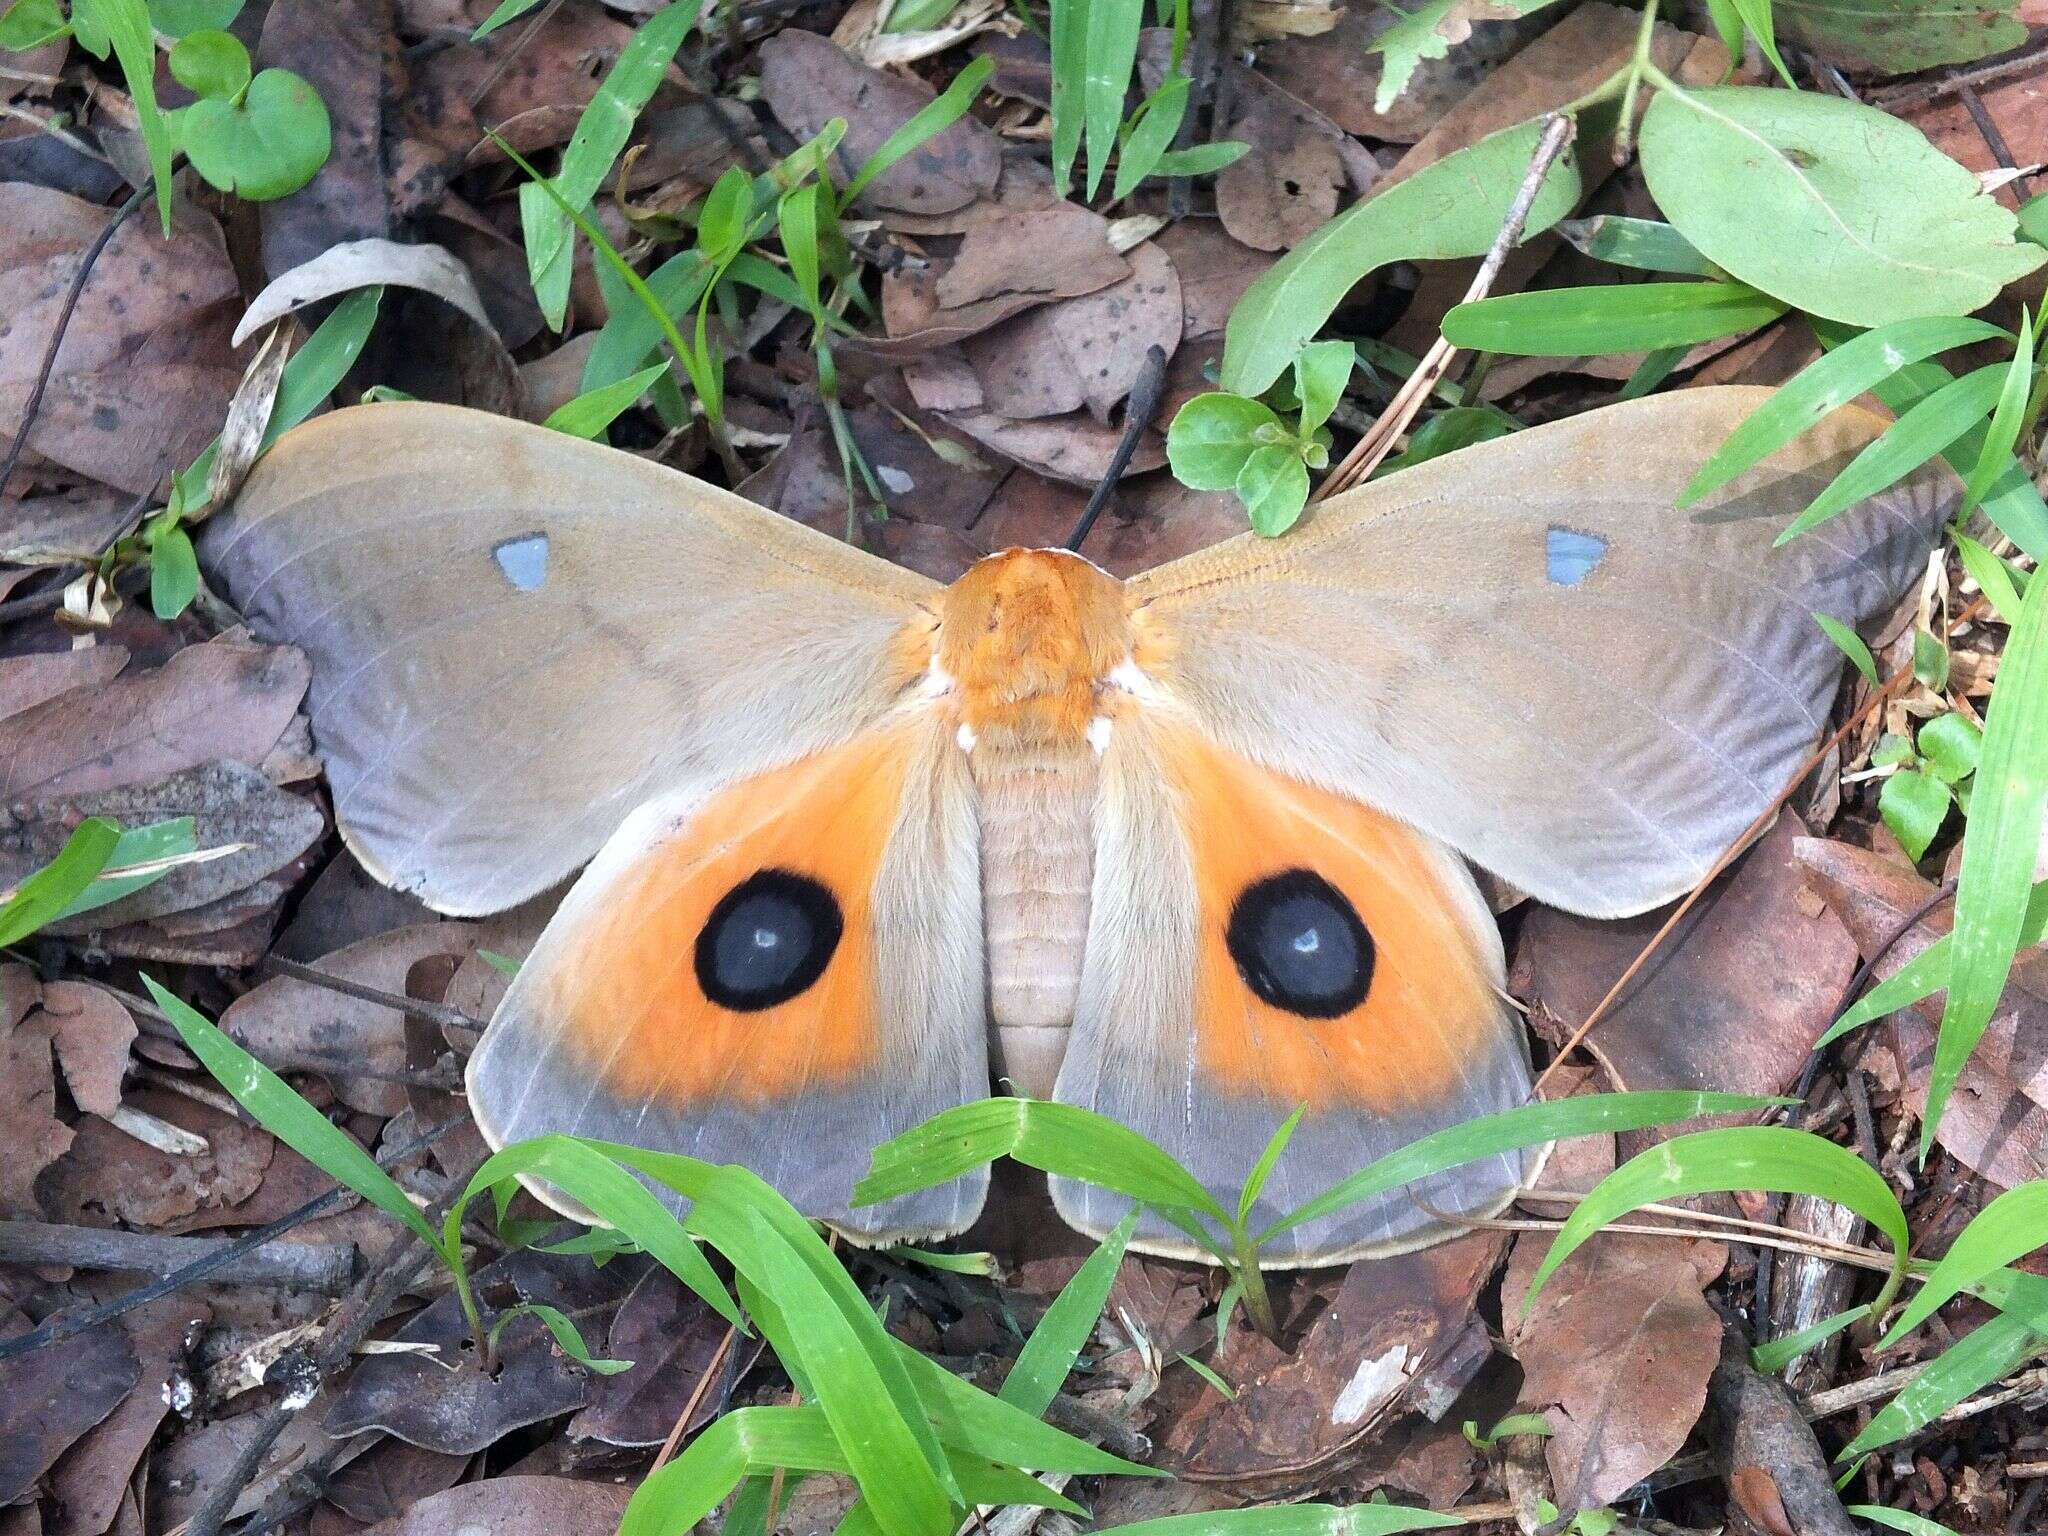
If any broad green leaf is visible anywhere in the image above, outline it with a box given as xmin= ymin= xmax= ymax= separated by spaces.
xmin=1222 ymin=117 xmax=1581 ymax=396
xmin=1442 ymin=280 xmax=1784 ymax=357
xmin=1750 ymin=1304 xmax=1869 ymax=1374
xmin=695 ymin=165 xmax=755 ymax=261
xmin=182 ymin=68 xmax=332 ymax=200
xmin=1678 ymin=316 xmax=2006 ymax=506
xmin=1922 ymin=567 xmax=2048 ymax=1151
xmin=54 ymin=817 xmax=196 ymax=920
xmin=522 ymin=0 xmax=703 ymax=329
xmin=1526 ymin=1126 xmax=1910 ymax=1316
xmin=1817 ymin=880 xmax=2048 ymax=1050
xmin=1263 ymin=1091 xmax=1776 ymax=1243
xmin=1167 ymin=393 xmax=1286 ymax=490
xmin=0 ymin=0 xmax=68 ymax=47
xmin=1776 ymin=364 xmax=2005 ymax=545
xmin=1842 ymin=1275 xmax=2048 ymax=1455
xmin=1367 ymin=0 xmax=1560 ymax=114
xmin=0 ymin=818 xmax=122 ymax=946
xmin=1237 ymin=443 xmax=1310 ymax=537
xmin=142 ymin=977 xmax=447 ymax=1253
xmin=149 ymin=0 xmax=242 ymax=31
xmin=1919 ymin=713 xmax=1983 ymax=785
xmin=75 ymin=0 xmax=173 ymax=234
xmin=1880 ymin=767 xmax=1952 ymax=861
xmin=174 ymin=286 xmax=382 ymax=512
xmin=1111 ymin=75 xmax=1189 ymax=202
xmin=2022 ymin=191 xmax=2048 ymax=250
xmin=542 ymin=364 xmax=668 ymax=439
xmin=1002 ymin=1212 xmax=1135 ymax=1417
xmin=1775 ymin=0 xmax=2023 ymax=74
xmin=1813 ymin=613 xmax=1878 ymax=687
xmin=1640 ymin=85 xmax=2044 ymax=327
xmin=1558 ymin=215 xmax=1720 ymax=277
xmin=845 ymin=55 xmax=993 ymax=203
xmin=168 ymin=28 xmax=249 ymax=98
xmin=150 ymin=524 xmax=200 ymax=619
xmin=1292 ymin=340 xmax=1353 ymax=437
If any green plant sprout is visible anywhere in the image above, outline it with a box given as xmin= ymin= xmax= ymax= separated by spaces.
xmin=1168 ymin=340 xmax=1353 ymax=536
xmin=1870 ymin=712 xmax=1983 ymax=862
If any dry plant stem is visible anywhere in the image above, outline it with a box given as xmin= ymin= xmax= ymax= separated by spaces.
xmin=0 ymin=183 xmax=148 ymax=496
xmin=1315 ymin=113 xmax=1577 ymax=503
xmin=0 ymin=1116 xmax=462 ymax=1364
xmin=257 ymin=953 xmax=486 ymax=1036
xmin=650 ymin=1324 xmax=739 ymax=1472
xmin=0 ymin=1219 xmax=356 ymax=1294
xmin=1872 ymin=36 xmax=2048 ymax=109
xmin=1805 ymin=1362 xmax=2048 ymax=1423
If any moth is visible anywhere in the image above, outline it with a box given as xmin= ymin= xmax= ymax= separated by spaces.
xmin=200 ymin=386 xmax=1951 ymax=1267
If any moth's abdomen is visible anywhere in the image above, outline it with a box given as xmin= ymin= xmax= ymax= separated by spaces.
xmin=973 ymin=737 xmax=1097 ymax=1098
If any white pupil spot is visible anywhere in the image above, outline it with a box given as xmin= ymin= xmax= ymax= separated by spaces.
xmin=752 ymin=928 xmax=780 ymax=950
xmin=1293 ymin=929 xmax=1321 ymax=955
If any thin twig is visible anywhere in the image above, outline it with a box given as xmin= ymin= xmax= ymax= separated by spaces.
xmin=1316 ymin=114 xmax=1576 ymax=502
xmin=257 ymin=954 xmax=485 ymax=1037
xmin=651 ymin=1324 xmax=738 ymax=1471
xmin=0 ymin=183 xmax=148 ymax=496
xmin=0 ymin=1219 xmax=356 ymax=1294
xmin=0 ymin=1117 xmax=462 ymax=1364
xmin=1959 ymin=82 xmax=2033 ymax=200
xmin=1870 ymin=37 xmax=2048 ymax=110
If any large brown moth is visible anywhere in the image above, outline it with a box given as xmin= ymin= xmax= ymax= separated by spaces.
xmin=200 ymin=386 xmax=1952 ymax=1266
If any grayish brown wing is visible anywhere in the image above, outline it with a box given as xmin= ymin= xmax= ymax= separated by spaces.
xmin=1125 ymin=387 xmax=1954 ymax=918
xmin=200 ymin=403 xmax=938 ymax=917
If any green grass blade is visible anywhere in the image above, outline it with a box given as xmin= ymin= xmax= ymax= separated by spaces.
xmin=1880 ymin=1182 xmax=2048 ymax=1346
xmin=1776 ymin=364 xmax=2006 ymax=545
xmin=1261 ymin=1091 xmax=1776 ymax=1244
xmin=521 ymin=0 xmax=704 ymax=328
xmin=621 ymin=1406 xmax=848 ymax=1536
xmin=541 ymin=363 xmax=668 ymax=439
xmin=1001 ymin=1212 xmax=1134 ymax=1417
xmin=1959 ymin=308 xmax=2035 ymax=517
xmin=1525 ymin=1126 xmax=1910 ymax=1317
xmin=1921 ymin=565 xmax=2048 ymax=1152
xmin=1440 ymin=281 xmax=1784 ymax=357
xmin=1813 ymin=613 xmax=1879 ymax=687
xmin=1842 ymin=1283 xmax=2048 ymax=1456
xmin=1849 ymin=1509 xmax=1966 ymax=1536
xmin=1111 ymin=75 xmax=1190 ymax=201
xmin=894 ymin=1343 xmax=1158 ymax=1477
xmin=1678 ymin=316 xmax=2005 ymax=506
xmin=455 ymin=1137 xmax=738 ymax=1327
xmin=52 ymin=816 xmax=197 ymax=920
xmin=1955 ymin=532 xmax=2026 ymax=623
xmin=1238 ymin=1106 xmax=1306 ymax=1226
xmin=77 ymin=0 xmax=173 ymax=234
xmin=0 ymin=818 xmax=122 ymax=946
xmin=844 ymin=54 xmax=993 ymax=204
xmin=512 ymin=1302 xmax=633 ymax=1373
xmin=141 ymin=976 xmax=445 ymax=1254
xmin=1750 ymin=1304 xmax=1869 ymax=1374
xmin=1080 ymin=0 xmax=1145 ymax=198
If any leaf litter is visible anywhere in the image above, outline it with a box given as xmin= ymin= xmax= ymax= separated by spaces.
xmin=0 ymin=0 xmax=2044 ymax=1532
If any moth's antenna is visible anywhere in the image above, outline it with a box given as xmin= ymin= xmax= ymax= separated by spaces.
xmin=1063 ymin=345 xmax=1172 ymax=554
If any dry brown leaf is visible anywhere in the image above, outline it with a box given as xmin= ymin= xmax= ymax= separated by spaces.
xmin=0 ymin=187 xmax=241 ymax=497
xmin=255 ymin=0 xmax=393 ymax=279
xmin=0 ymin=636 xmax=309 ymax=803
xmin=35 ymin=1088 xmax=275 ymax=1232
xmin=0 ymin=1308 xmax=138 ymax=1507
xmin=0 ymin=968 xmax=68 ymax=1219
xmin=758 ymin=31 xmax=1001 ymax=217
xmin=37 ymin=980 xmax=135 ymax=1120
xmin=1504 ymin=1231 xmax=1725 ymax=1511
xmin=1254 ymin=3 xmax=1526 ymax=142
xmin=0 ymin=647 xmax=128 ymax=727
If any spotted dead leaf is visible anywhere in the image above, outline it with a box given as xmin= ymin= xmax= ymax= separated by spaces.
xmin=0 ymin=186 xmax=241 ymax=497
xmin=571 ymin=1264 xmax=762 ymax=1447
xmin=758 ymin=31 xmax=1000 ymax=217
xmin=960 ymin=241 xmax=1182 ymax=421
xmin=0 ymin=636 xmax=309 ymax=803
xmin=1503 ymin=1231 xmax=1726 ymax=1511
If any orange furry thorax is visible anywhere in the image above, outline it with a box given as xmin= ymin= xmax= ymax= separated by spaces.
xmin=935 ymin=549 xmax=1131 ymax=744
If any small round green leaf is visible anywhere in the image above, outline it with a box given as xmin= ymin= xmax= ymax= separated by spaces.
xmin=181 ymin=66 xmax=331 ymax=201
xmin=169 ymin=28 xmax=250 ymax=99
xmin=149 ymin=0 xmax=244 ymax=36
xmin=1641 ymin=85 xmax=2045 ymax=326
xmin=1879 ymin=766 xmax=1953 ymax=861
xmin=1236 ymin=444 xmax=1310 ymax=538
xmin=0 ymin=0 xmax=68 ymax=50
xmin=1917 ymin=712 xmax=1983 ymax=784
xmin=1167 ymin=393 xmax=1284 ymax=492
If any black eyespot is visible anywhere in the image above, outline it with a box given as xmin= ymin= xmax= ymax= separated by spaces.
xmin=694 ymin=870 xmax=843 ymax=1011
xmin=1225 ymin=869 xmax=1374 ymax=1019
